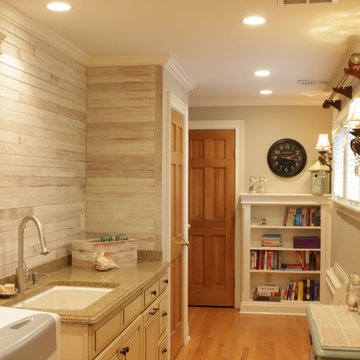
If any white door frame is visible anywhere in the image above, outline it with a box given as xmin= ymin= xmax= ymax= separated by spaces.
xmin=189 ymin=120 xmax=244 ymax=308
xmin=162 ymin=92 xmax=190 ymax=346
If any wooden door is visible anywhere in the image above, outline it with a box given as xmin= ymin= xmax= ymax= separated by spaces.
xmin=188 ymin=130 xmax=235 ymax=307
xmin=170 ymin=109 xmax=185 ymax=360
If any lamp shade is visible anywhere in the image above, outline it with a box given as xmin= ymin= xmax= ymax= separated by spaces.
xmin=345 ymin=97 xmax=360 ymax=128
xmin=315 ymin=134 xmax=331 ymax=150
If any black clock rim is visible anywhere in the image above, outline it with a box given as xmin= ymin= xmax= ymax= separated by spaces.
xmin=267 ymin=138 xmax=307 ymax=178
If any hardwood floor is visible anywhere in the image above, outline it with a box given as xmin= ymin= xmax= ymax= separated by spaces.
xmin=175 ymin=307 xmax=310 ymax=360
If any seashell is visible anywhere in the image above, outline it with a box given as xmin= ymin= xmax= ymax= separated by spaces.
xmin=95 ymin=251 xmax=119 ymax=271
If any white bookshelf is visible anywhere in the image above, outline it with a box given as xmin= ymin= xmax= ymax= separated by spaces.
xmin=240 ymin=193 xmax=331 ymax=315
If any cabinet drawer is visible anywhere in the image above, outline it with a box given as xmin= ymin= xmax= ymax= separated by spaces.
xmin=95 ymin=312 xmax=122 ymax=353
xmin=144 ymin=281 xmax=160 ymax=306
xmin=124 ymin=293 xmax=144 ymax=326
xmin=159 ymin=273 xmax=169 ymax=293
xmin=158 ymin=294 xmax=168 ymax=338
xmin=158 ymin=334 xmax=169 ymax=360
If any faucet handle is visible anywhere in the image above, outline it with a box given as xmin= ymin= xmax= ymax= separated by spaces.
xmin=25 ymin=269 xmax=32 ymax=279
xmin=32 ymin=272 xmax=50 ymax=286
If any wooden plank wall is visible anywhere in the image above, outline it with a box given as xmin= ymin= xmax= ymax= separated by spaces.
xmin=0 ymin=16 xmax=87 ymax=278
xmin=87 ymin=65 xmax=163 ymax=251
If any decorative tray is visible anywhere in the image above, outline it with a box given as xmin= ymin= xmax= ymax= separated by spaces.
xmin=0 ymin=289 xmax=18 ymax=298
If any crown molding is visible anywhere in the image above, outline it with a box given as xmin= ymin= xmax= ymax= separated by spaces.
xmin=0 ymin=31 xmax=5 ymax=55
xmin=87 ymin=54 xmax=170 ymax=67
xmin=164 ymin=56 xmax=196 ymax=91
xmin=0 ymin=1 xmax=89 ymax=65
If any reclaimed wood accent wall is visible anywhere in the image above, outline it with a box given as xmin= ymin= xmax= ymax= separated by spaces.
xmin=0 ymin=16 xmax=87 ymax=277
xmin=86 ymin=65 xmax=163 ymax=251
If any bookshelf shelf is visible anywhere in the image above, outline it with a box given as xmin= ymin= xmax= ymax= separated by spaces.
xmin=250 ymin=247 xmax=321 ymax=252
xmin=250 ymin=225 xmax=321 ymax=229
xmin=248 ymin=299 xmax=320 ymax=304
xmin=250 ymin=270 xmax=321 ymax=274
xmin=240 ymin=193 xmax=331 ymax=315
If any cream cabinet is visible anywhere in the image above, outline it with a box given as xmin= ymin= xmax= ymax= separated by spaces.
xmin=121 ymin=316 xmax=143 ymax=360
xmin=143 ymin=292 xmax=169 ymax=360
xmin=144 ymin=306 xmax=158 ymax=360
xmin=62 ymin=268 xmax=170 ymax=360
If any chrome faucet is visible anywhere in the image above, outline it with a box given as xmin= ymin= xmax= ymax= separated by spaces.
xmin=16 ymin=216 xmax=50 ymax=292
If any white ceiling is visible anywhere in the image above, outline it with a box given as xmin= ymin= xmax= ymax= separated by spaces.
xmin=3 ymin=0 xmax=360 ymax=106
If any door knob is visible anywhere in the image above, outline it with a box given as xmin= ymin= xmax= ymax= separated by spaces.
xmin=179 ymin=240 xmax=189 ymax=247
xmin=188 ymin=224 xmax=191 ymax=228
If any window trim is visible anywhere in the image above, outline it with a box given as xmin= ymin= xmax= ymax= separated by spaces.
xmin=332 ymin=106 xmax=360 ymax=214
xmin=332 ymin=197 xmax=360 ymax=224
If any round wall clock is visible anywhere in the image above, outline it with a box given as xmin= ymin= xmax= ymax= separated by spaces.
xmin=267 ymin=138 xmax=307 ymax=177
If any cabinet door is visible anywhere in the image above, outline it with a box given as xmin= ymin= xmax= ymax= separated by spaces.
xmin=120 ymin=316 xmax=142 ymax=360
xmin=93 ymin=332 xmax=122 ymax=360
xmin=158 ymin=335 xmax=169 ymax=360
xmin=144 ymin=307 xmax=158 ymax=360
xmin=158 ymin=293 xmax=168 ymax=339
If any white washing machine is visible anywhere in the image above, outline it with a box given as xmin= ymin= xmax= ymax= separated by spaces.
xmin=0 ymin=306 xmax=60 ymax=360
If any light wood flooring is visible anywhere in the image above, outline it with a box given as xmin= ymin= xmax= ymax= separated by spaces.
xmin=175 ymin=307 xmax=309 ymax=360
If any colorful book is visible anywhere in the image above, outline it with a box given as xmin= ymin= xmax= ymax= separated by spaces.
xmin=296 ymin=251 xmax=305 ymax=270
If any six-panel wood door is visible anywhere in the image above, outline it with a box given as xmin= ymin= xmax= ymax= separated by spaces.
xmin=188 ymin=130 xmax=235 ymax=307
xmin=170 ymin=109 xmax=184 ymax=359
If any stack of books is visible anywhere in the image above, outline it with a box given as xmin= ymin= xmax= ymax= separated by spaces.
xmin=250 ymin=250 xmax=282 ymax=270
xmin=253 ymin=284 xmax=281 ymax=301
xmin=283 ymin=207 xmax=321 ymax=226
xmin=261 ymin=234 xmax=282 ymax=247
xmin=283 ymin=279 xmax=320 ymax=301
xmin=251 ymin=217 xmax=266 ymax=225
xmin=281 ymin=251 xmax=320 ymax=271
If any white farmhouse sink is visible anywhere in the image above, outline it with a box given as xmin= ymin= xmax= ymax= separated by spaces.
xmin=14 ymin=286 xmax=113 ymax=310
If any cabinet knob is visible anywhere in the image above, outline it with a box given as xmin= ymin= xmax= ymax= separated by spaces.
xmin=163 ymin=279 xmax=169 ymax=284
xmin=161 ymin=348 xmax=168 ymax=354
xmin=162 ymin=311 xmax=168 ymax=317
xmin=151 ymin=290 xmax=157 ymax=296
xmin=120 ymin=346 xmax=129 ymax=355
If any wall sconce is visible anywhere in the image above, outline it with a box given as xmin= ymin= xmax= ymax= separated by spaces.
xmin=315 ymin=133 xmax=332 ymax=171
xmin=344 ymin=97 xmax=360 ymax=175
xmin=0 ymin=32 xmax=5 ymax=55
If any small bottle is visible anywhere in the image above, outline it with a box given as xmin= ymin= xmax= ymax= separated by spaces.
xmin=346 ymin=273 xmax=360 ymax=311
xmin=257 ymin=176 xmax=267 ymax=193
xmin=249 ymin=177 xmax=258 ymax=193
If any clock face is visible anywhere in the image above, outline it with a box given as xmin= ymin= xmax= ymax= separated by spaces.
xmin=267 ymin=138 xmax=307 ymax=177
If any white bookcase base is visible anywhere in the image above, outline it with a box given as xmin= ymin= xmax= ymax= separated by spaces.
xmin=240 ymin=300 xmax=313 ymax=315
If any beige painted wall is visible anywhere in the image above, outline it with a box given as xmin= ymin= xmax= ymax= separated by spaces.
xmin=163 ymin=68 xmax=189 ymax=106
xmin=0 ymin=15 xmax=87 ymax=277
xmin=331 ymin=209 xmax=360 ymax=274
xmin=190 ymin=106 xmax=332 ymax=193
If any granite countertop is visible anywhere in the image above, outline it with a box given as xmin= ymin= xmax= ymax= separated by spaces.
xmin=0 ymin=261 xmax=169 ymax=324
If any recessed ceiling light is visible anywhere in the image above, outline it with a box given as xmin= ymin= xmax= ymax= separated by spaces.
xmin=46 ymin=2 xmax=72 ymax=11
xmin=259 ymin=90 xmax=273 ymax=95
xmin=255 ymin=70 xmax=271 ymax=77
xmin=243 ymin=16 xmax=266 ymax=26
